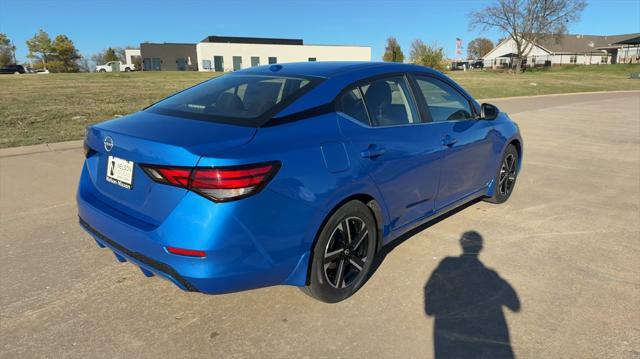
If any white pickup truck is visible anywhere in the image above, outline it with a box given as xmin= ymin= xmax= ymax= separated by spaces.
xmin=96 ymin=61 xmax=135 ymax=72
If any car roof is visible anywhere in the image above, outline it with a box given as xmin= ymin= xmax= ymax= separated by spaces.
xmin=238 ymin=61 xmax=438 ymax=78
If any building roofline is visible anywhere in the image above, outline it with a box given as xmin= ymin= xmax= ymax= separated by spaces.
xmin=141 ymin=42 xmax=196 ymax=46
xmin=201 ymin=35 xmax=303 ymax=46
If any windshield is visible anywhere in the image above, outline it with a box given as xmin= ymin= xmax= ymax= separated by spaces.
xmin=147 ymin=73 xmax=319 ymax=127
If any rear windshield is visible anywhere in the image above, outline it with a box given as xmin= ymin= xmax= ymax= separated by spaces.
xmin=147 ymin=74 xmax=319 ymax=126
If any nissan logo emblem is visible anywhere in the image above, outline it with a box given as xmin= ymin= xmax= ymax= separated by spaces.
xmin=103 ymin=136 xmax=114 ymax=152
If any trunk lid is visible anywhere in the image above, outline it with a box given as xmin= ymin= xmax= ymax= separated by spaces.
xmin=84 ymin=111 xmax=256 ymax=225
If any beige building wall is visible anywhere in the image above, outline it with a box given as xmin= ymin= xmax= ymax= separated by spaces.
xmin=196 ymin=42 xmax=371 ymax=72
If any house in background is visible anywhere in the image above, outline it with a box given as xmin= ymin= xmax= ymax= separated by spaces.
xmin=139 ymin=35 xmax=371 ymax=72
xmin=483 ymin=33 xmax=640 ymax=68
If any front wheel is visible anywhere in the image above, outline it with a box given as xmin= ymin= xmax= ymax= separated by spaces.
xmin=301 ymin=200 xmax=377 ymax=303
xmin=98 ymin=69 xmax=106 ymax=73
xmin=124 ymin=68 xmax=131 ymax=72
xmin=485 ymin=144 xmax=519 ymax=204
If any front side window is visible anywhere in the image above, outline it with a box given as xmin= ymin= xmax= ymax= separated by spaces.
xmin=147 ymin=74 xmax=317 ymax=126
xmin=361 ymin=76 xmax=419 ymax=126
xmin=337 ymin=88 xmax=369 ymax=125
xmin=414 ymin=76 xmax=474 ymax=122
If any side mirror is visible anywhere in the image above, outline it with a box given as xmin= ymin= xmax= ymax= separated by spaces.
xmin=481 ymin=103 xmax=499 ymax=120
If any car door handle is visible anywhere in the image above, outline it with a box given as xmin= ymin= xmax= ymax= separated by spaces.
xmin=442 ymin=135 xmax=457 ymax=147
xmin=361 ymin=145 xmax=386 ymax=159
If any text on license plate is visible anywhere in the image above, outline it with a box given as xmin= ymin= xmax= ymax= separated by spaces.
xmin=106 ymin=156 xmax=134 ymax=189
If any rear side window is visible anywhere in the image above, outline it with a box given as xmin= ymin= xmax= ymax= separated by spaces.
xmin=414 ymin=76 xmax=475 ymax=122
xmin=361 ymin=76 xmax=419 ymax=127
xmin=337 ymin=88 xmax=369 ymax=126
xmin=147 ymin=74 xmax=317 ymax=126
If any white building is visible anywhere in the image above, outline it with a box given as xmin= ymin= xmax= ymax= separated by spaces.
xmin=483 ymin=33 xmax=640 ymax=68
xmin=195 ymin=36 xmax=371 ymax=72
xmin=124 ymin=48 xmax=140 ymax=65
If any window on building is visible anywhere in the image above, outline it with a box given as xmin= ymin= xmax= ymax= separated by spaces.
xmin=360 ymin=76 xmax=419 ymax=127
xmin=569 ymin=55 xmax=577 ymax=64
xmin=414 ymin=76 xmax=474 ymax=122
xmin=337 ymin=88 xmax=369 ymax=126
xmin=202 ymin=60 xmax=212 ymax=70
xmin=233 ymin=56 xmax=242 ymax=71
xmin=144 ymin=58 xmax=162 ymax=71
xmin=251 ymin=56 xmax=260 ymax=67
xmin=214 ymin=56 xmax=224 ymax=72
xmin=601 ymin=56 xmax=608 ymax=64
xmin=268 ymin=57 xmax=277 ymax=64
xmin=308 ymin=57 xmax=317 ymax=62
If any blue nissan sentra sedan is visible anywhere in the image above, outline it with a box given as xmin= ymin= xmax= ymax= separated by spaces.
xmin=78 ymin=62 xmax=522 ymax=303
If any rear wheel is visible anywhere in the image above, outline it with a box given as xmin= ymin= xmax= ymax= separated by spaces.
xmin=485 ymin=144 xmax=519 ymax=204
xmin=302 ymin=200 xmax=377 ymax=303
xmin=98 ymin=69 xmax=106 ymax=73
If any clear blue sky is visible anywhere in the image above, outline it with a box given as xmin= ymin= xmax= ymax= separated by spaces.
xmin=1 ymin=0 xmax=639 ymax=63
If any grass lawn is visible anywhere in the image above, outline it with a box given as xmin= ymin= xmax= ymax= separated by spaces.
xmin=1 ymin=64 xmax=639 ymax=148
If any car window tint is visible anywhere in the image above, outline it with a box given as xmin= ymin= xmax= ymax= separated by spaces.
xmin=148 ymin=74 xmax=313 ymax=125
xmin=337 ymin=88 xmax=369 ymax=125
xmin=361 ymin=76 xmax=418 ymax=127
xmin=414 ymin=76 xmax=474 ymax=122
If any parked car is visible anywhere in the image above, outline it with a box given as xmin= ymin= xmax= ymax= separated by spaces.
xmin=96 ymin=61 xmax=134 ymax=72
xmin=0 ymin=64 xmax=27 ymax=74
xmin=470 ymin=60 xmax=484 ymax=69
xmin=78 ymin=62 xmax=523 ymax=302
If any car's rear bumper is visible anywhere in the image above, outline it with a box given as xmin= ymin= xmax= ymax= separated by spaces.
xmin=76 ymin=163 xmax=323 ymax=294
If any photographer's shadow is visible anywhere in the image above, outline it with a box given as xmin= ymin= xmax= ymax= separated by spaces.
xmin=424 ymin=231 xmax=520 ymax=359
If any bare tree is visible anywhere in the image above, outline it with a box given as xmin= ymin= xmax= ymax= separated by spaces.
xmin=469 ymin=0 xmax=587 ymax=72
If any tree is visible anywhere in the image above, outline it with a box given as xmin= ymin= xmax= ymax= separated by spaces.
xmin=92 ymin=47 xmax=122 ymax=66
xmin=382 ymin=37 xmax=404 ymax=62
xmin=470 ymin=0 xmax=587 ymax=73
xmin=467 ymin=37 xmax=494 ymax=59
xmin=0 ymin=33 xmax=16 ymax=66
xmin=409 ymin=39 xmax=446 ymax=71
xmin=26 ymin=29 xmax=53 ymax=69
xmin=104 ymin=48 xmax=120 ymax=62
xmin=48 ymin=35 xmax=81 ymax=72
xmin=77 ymin=55 xmax=91 ymax=73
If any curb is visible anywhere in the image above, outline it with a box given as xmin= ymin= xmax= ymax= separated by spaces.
xmin=1 ymin=90 xmax=639 ymax=158
xmin=479 ymin=89 xmax=640 ymax=102
xmin=0 ymin=140 xmax=84 ymax=158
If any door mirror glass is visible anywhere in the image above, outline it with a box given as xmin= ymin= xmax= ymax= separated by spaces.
xmin=481 ymin=103 xmax=499 ymax=120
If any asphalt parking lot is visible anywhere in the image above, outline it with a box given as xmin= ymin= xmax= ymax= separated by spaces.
xmin=1 ymin=92 xmax=639 ymax=358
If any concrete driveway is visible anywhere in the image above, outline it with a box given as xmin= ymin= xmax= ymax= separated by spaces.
xmin=1 ymin=92 xmax=639 ymax=358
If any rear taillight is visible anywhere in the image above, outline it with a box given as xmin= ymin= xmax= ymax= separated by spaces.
xmin=141 ymin=162 xmax=280 ymax=202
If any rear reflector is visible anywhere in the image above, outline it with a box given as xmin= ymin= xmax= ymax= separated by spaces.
xmin=141 ymin=162 xmax=280 ymax=202
xmin=166 ymin=246 xmax=206 ymax=257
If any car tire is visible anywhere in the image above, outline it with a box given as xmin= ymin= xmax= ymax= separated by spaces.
xmin=124 ymin=68 xmax=131 ymax=72
xmin=301 ymin=200 xmax=377 ymax=303
xmin=99 ymin=69 xmax=106 ymax=73
xmin=485 ymin=144 xmax=519 ymax=204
